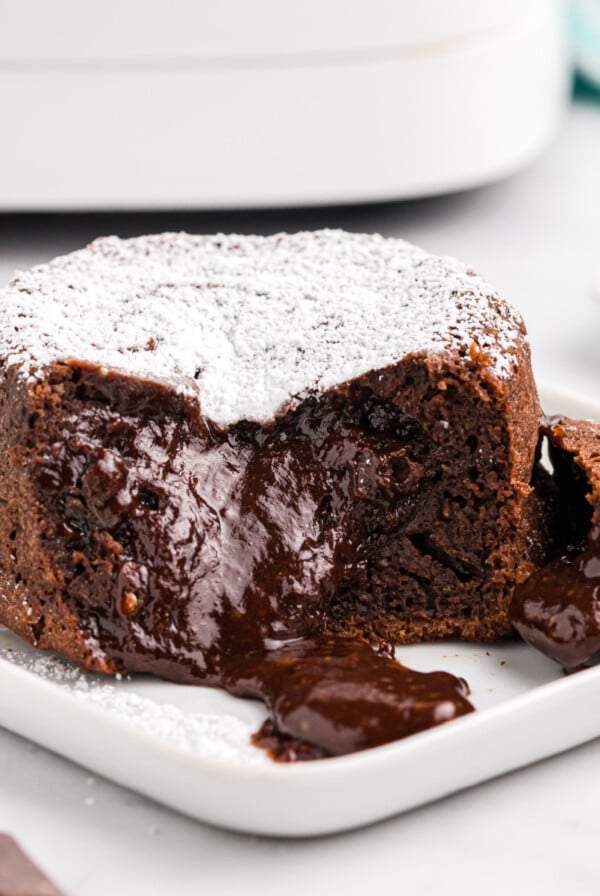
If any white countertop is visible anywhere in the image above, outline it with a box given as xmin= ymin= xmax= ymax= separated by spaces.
xmin=1 ymin=96 xmax=600 ymax=895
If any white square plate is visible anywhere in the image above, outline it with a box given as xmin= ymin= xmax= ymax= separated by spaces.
xmin=0 ymin=382 xmax=598 ymax=837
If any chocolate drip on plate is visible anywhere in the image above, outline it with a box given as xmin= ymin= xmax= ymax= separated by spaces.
xmin=221 ymin=636 xmax=473 ymax=760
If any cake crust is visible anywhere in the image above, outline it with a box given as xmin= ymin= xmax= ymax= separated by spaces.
xmin=1 ymin=230 xmax=526 ymax=426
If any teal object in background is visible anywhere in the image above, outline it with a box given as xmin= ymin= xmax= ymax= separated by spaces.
xmin=571 ymin=0 xmax=600 ymax=90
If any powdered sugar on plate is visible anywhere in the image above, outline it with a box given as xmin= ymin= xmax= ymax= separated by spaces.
xmin=0 ymin=636 xmax=266 ymax=764
xmin=0 ymin=230 xmax=525 ymax=427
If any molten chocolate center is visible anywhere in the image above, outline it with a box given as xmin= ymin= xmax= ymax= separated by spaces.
xmin=35 ymin=366 xmax=476 ymax=759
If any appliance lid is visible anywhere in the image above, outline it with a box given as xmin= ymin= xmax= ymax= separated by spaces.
xmin=0 ymin=0 xmax=551 ymax=67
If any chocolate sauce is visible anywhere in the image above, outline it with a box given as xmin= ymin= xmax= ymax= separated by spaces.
xmin=34 ymin=365 xmax=474 ymax=759
xmin=224 ymin=636 xmax=473 ymax=758
xmin=510 ymin=528 xmax=600 ymax=670
xmin=38 ymin=367 xmax=435 ymax=670
xmin=252 ymin=719 xmax=328 ymax=762
xmin=0 ymin=835 xmax=64 ymax=896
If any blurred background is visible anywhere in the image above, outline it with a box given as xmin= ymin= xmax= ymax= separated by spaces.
xmin=1 ymin=1 xmax=600 ymax=892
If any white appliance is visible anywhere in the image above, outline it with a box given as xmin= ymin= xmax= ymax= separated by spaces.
xmin=0 ymin=0 xmax=568 ymax=209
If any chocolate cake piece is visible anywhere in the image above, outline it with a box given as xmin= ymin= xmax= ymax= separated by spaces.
xmin=0 ymin=230 xmax=542 ymax=683
xmin=547 ymin=418 xmax=600 ymax=522
xmin=511 ymin=417 xmax=600 ymax=669
xmin=0 ymin=834 xmax=64 ymax=896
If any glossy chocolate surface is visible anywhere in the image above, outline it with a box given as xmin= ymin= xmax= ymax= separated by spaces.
xmin=38 ymin=367 xmax=434 ymax=676
xmin=227 ymin=636 xmax=473 ymax=758
xmin=510 ymin=530 xmax=600 ymax=670
xmin=34 ymin=365 xmax=473 ymax=758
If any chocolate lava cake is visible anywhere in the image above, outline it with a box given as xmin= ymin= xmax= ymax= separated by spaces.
xmin=0 ymin=230 xmax=543 ymax=687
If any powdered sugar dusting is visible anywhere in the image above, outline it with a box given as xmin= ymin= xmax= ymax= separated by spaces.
xmin=0 ymin=230 xmax=524 ymax=426
xmin=0 ymin=641 xmax=266 ymax=764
